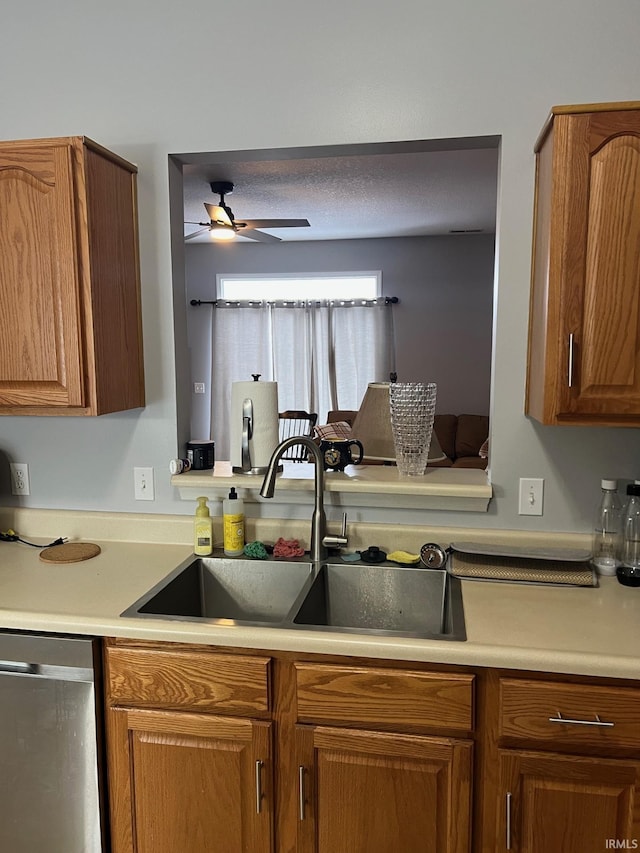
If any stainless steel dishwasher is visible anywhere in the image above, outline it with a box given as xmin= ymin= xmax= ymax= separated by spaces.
xmin=0 ymin=630 xmax=107 ymax=852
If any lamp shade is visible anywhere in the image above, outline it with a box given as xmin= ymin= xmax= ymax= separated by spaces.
xmin=351 ymin=382 xmax=446 ymax=464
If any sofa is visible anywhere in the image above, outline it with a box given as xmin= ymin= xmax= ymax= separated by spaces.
xmin=429 ymin=414 xmax=489 ymax=469
xmin=326 ymin=410 xmax=489 ymax=470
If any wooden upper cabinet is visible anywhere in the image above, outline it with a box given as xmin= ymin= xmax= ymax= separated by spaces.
xmin=0 ymin=136 xmax=144 ymax=415
xmin=525 ymin=102 xmax=640 ymax=426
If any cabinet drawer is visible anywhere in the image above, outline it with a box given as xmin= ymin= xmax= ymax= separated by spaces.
xmin=106 ymin=647 xmax=271 ymax=716
xmin=499 ymin=678 xmax=640 ymax=749
xmin=294 ymin=663 xmax=474 ymax=731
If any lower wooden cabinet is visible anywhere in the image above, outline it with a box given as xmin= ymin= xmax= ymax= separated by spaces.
xmin=295 ymin=725 xmax=472 ymax=853
xmin=480 ymin=675 xmax=640 ymax=853
xmin=103 ymin=641 xmax=640 ymax=853
xmin=497 ymin=750 xmax=640 ymax=853
xmin=106 ymin=706 xmax=274 ymax=853
xmin=104 ymin=641 xmax=475 ymax=853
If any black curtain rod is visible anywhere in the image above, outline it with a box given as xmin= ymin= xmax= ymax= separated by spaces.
xmin=190 ymin=296 xmax=399 ymax=307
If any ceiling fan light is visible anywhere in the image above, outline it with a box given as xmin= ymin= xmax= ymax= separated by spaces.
xmin=209 ymin=225 xmax=236 ymax=241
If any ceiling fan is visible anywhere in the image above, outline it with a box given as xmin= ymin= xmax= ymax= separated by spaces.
xmin=185 ymin=180 xmax=310 ymax=243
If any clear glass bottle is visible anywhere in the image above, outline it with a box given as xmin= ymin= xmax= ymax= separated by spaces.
xmin=592 ymin=478 xmax=622 ymax=576
xmin=619 ymin=482 xmax=640 ymax=586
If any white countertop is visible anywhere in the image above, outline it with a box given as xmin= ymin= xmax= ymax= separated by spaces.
xmin=0 ymin=530 xmax=638 ymax=681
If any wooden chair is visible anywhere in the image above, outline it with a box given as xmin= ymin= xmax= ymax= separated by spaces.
xmin=278 ymin=410 xmax=318 ymax=461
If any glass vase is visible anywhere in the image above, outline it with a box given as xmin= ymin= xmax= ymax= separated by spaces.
xmin=389 ymin=382 xmax=437 ymax=476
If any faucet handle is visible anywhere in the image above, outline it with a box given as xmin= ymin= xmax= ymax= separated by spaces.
xmin=322 ymin=512 xmax=349 ymax=549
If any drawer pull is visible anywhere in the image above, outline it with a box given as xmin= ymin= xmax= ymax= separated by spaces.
xmin=255 ymin=760 xmax=264 ymax=814
xmin=506 ymin=791 xmax=512 ymax=850
xmin=548 ymin=711 xmax=614 ymax=728
xmin=298 ymin=765 xmax=306 ymax=821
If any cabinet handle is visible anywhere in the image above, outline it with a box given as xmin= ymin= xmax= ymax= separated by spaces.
xmin=506 ymin=791 xmax=512 ymax=850
xmin=298 ymin=765 xmax=306 ymax=821
xmin=548 ymin=711 xmax=614 ymax=727
xmin=567 ymin=333 xmax=574 ymax=387
xmin=255 ymin=760 xmax=264 ymax=814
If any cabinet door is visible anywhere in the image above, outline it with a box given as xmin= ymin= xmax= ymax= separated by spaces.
xmin=528 ymin=107 xmax=640 ymax=424
xmin=497 ymin=749 xmax=640 ymax=853
xmin=0 ymin=140 xmax=85 ymax=407
xmin=295 ymin=725 xmax=472 ymax=853
xmin=107 ymin=707 xmax=274 ymax=853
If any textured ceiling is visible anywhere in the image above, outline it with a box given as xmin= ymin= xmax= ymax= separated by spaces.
xmin=182 ymin=139 xmax=499 ymax=243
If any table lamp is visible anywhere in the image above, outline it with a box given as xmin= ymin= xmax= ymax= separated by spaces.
xmin=350 ymin=382 xmax=446 ymax=464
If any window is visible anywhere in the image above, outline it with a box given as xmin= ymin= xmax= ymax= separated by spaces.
xmin=209 ymin=272 xmax=396 ymax=459
xmin=217 ymin=272 xmax=381 ymax=301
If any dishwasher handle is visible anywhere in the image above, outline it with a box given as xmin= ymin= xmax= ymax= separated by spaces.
xmin=0 ymin=659 xmax=95 ymax=682
xmin=0 ymin=633 xmax=98 ymax=682
xmin=0 ymin=660 xmax=36 ymax=675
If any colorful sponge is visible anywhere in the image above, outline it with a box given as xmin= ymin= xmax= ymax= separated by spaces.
xmin=243 ymin=541 xmax=269 ymax=560
xmin=387 ymin=550 xmax=421 ymax=566
xmin=273 ymin=537 xmax=305 ymax=558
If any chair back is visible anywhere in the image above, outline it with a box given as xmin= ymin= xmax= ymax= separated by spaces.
xmin=278 ymin=411 xmax=318 ymax=461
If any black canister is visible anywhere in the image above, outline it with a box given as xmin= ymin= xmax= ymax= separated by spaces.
xmin=186 ymin=440 xmax=215 ymax=470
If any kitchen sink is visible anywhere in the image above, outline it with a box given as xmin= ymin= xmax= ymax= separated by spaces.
xmin=291 ymin=562 xmax=465 ymax=639
xmin=122 ymin=553 xmax=466 ymax=641
xmin=121 ymin=555 xmax=315 ymax=625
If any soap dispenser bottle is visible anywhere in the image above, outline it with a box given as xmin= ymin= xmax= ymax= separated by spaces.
xmin=194 ymin=496 xmax=213 ymax=556
xmin=223 ymin=487 xmax=245 ymax=556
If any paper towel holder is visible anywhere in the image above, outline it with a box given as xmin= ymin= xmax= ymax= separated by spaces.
xmin=231 ymin=376 xmax=283 ymax=475
xmin=233 ymin=396 xmax=279 ymax=474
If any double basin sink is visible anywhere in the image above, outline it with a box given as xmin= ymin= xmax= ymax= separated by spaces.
xmin=122 ymin=553 xmax=466 ymax=641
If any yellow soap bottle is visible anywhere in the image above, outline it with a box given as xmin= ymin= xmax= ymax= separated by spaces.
xmin=194 ymin=496 xmax=213 ymax=556
xmin=223 ymin=487 xmax=245 ymax=556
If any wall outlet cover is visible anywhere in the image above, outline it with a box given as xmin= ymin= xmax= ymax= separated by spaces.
xmin=9 ymin=463 xmax=30 ymax=496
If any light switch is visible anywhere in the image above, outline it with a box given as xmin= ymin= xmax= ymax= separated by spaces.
xmin=518 ymin=478 xmax=544 ymax=516
xmin=134 ymin=467 xmax=155 ymax=501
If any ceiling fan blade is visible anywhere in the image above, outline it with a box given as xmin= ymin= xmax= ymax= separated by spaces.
xmin=204 ymin=203 xmax=233 ymax=227
xmin=185 ymin=226 xmax=211 ymax=241
xmin=241 ymin=218 xmax=310 ymax=229
xmin=240 ymin=229 xmax=282 ymax=243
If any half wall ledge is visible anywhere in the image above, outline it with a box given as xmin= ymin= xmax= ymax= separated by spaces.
xmin=171 ymin=461 xmax=492 ymax=513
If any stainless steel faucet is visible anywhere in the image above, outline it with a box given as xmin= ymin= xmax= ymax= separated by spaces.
xmin=260 ymin=437 xmax=347 ymax=564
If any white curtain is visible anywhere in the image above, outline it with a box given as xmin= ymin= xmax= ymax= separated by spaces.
xmin=210 ymin=299 xmax=396 ymax=459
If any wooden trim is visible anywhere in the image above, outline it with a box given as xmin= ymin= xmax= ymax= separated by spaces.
xmin=535 ymin=101 xmax=640 ymax=151
xmin=82 ymin=136 xmax=137 ymax=173
xmin=550 ymin=100 xmax=640 ymax=115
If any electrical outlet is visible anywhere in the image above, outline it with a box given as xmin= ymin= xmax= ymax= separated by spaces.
xmin=518 ymin=477 xmax=544 ymax=516
xmin=10 ymin=463 xmax=30 ymax=496
xmin=134 ymin=467 xmax=155 ymax=501
xmin=194 ymin=382 xmax=206 ymax=394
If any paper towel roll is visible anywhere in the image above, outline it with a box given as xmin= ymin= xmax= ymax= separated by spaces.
xmin=230 ymin=380 xmax=280 ymax=472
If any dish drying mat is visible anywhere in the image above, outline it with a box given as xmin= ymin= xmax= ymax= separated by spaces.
xmin=448 ymin=542 xmax=596 ymax=587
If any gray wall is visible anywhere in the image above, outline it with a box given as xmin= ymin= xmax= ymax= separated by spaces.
xmin=186 ymin=234 xmax=495 ymax=438
xmin=1 ymin=0 xmax=640 ymax=534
